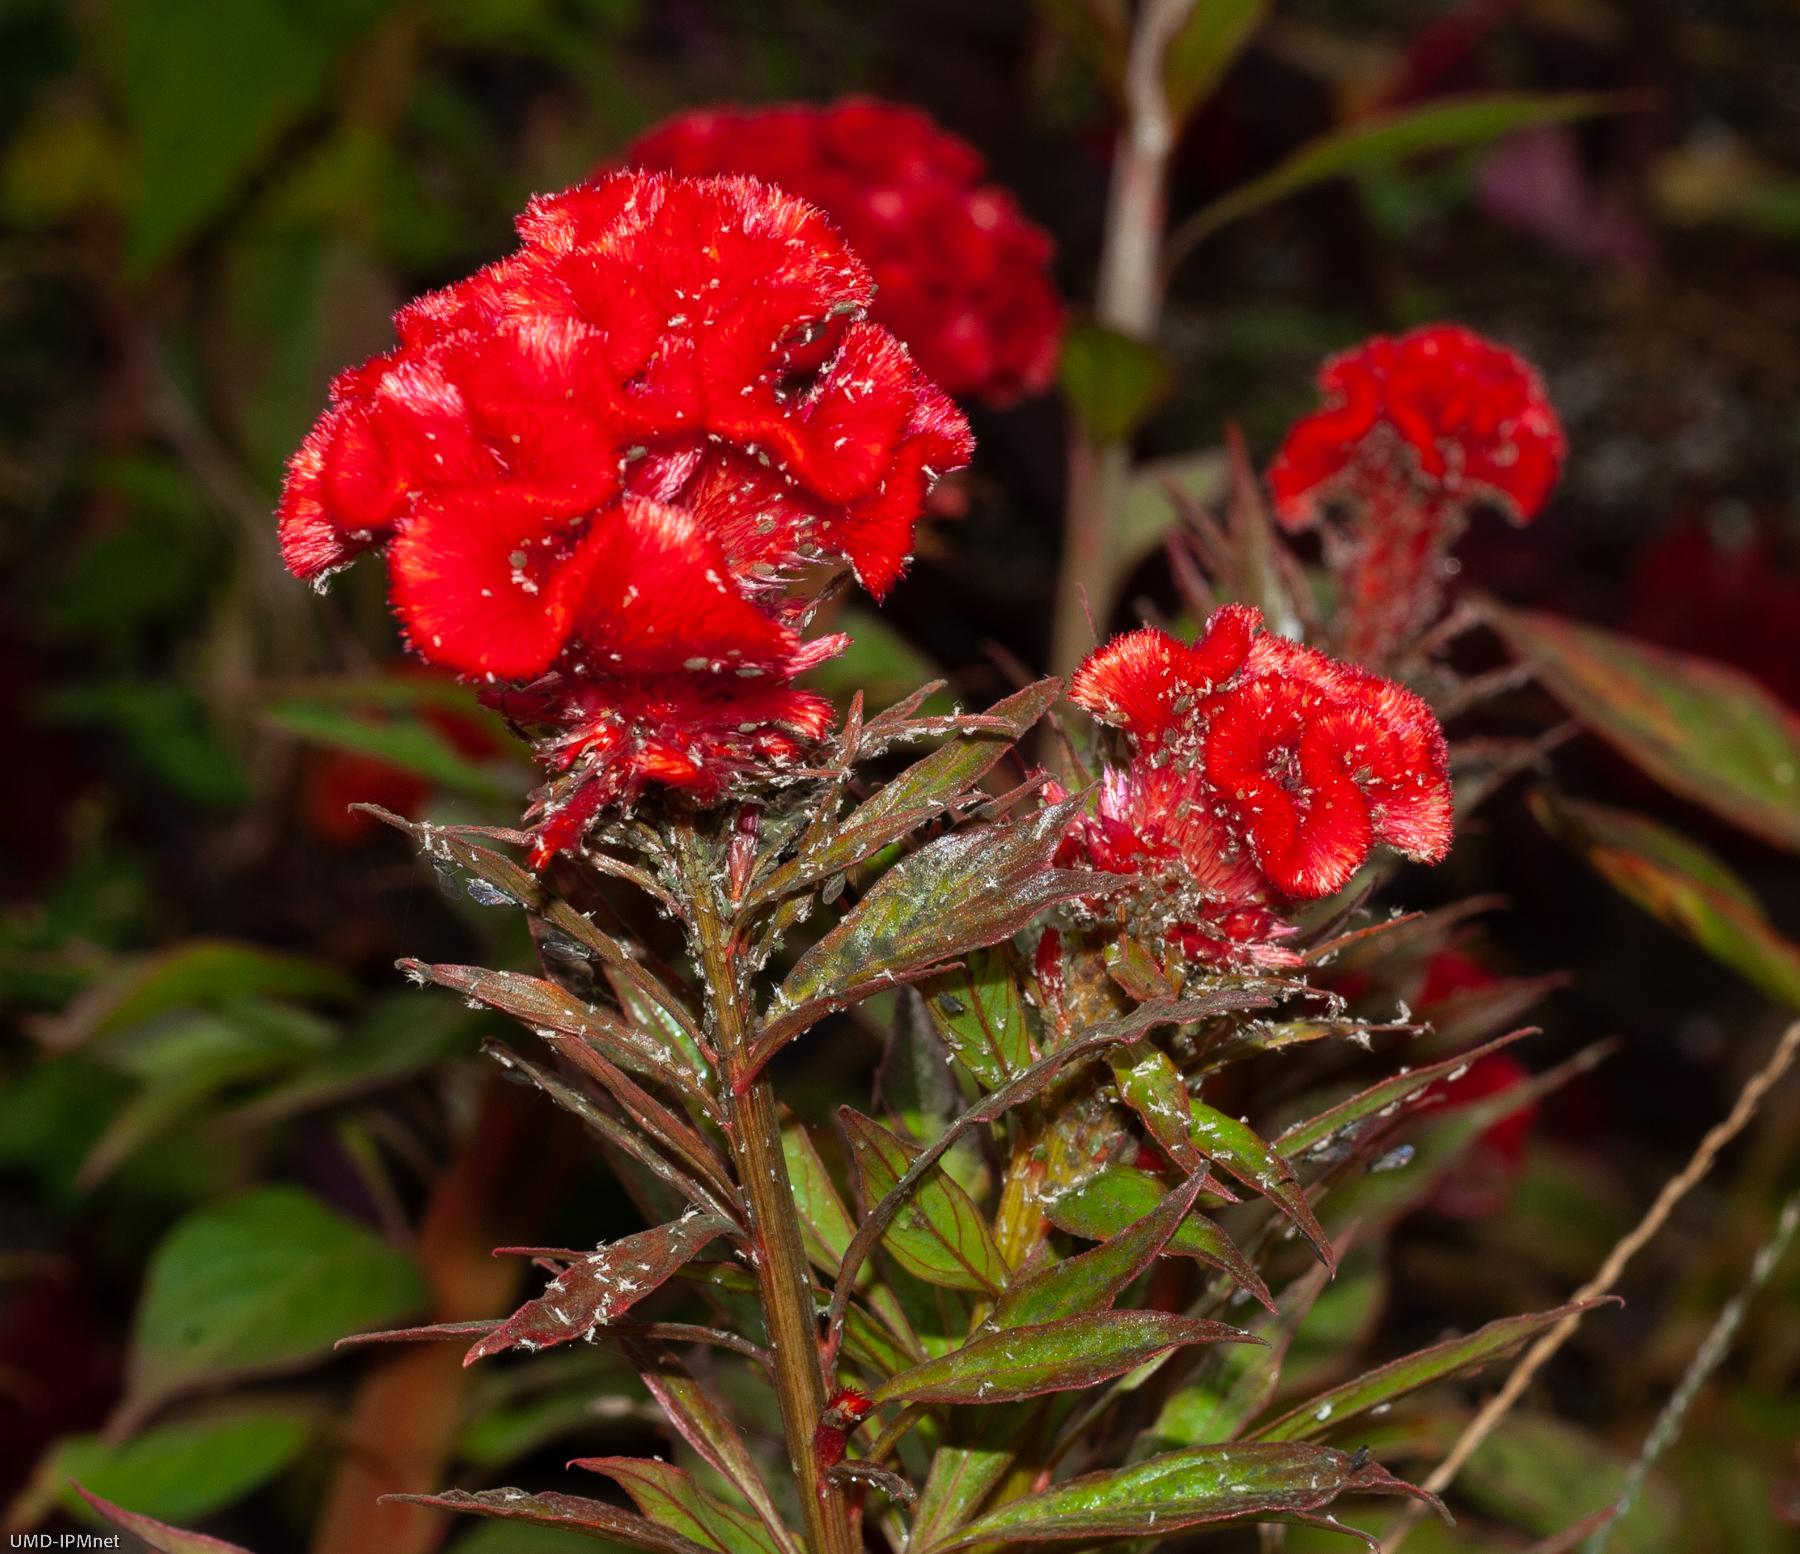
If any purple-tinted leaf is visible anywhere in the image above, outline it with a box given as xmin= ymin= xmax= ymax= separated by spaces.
xmin=337 ymin=1318 xmax=498 ymax=1349
xmin=1186 ymin=1101 xmax=1334 ymax=1269
xmin=751 ymin=681 xmax=1059 ymax=909
xmin=1045 ymin=1165 xmax=1274 ymax=1311
xmin=74 ymin=1487 xmax=257 ymax=1554
xmin=382 ymin=1488 xmax=714 ymax=1554
xmin=872 ymin=1311 xmax=1254 ymax=1406
xmin=626 ymin=1342 xmax=794 ymax=1554
xmin=1423 ymin=972 xmax=1567 ymax=1049
xmin=994 ymin=1172 xmax=1210 ymax=1328
xmin=1254 ymin=1298 xmax=1617 ymax=1443
xmin=1490 ymin=602 xmax=1800 ymax=851
xmin=925 ymin=1442 xmax=1443 ymax=1551
xmin=466 ymin=1214 xmax=730 ymax=1364
xmin=842 ymin=1109 xmax=1008 ymax=1294
xmin=402 ymin=960 xmax=708 ymax=1094
xmin=775 ymin=798 xmax=1116 ymax=1020
xmin=573 ymin=1456 xmax=789 ymax=1554
xmin=1275 ymin=1028 xmax=1537 ymax=1161
xmin=921 ymin=948 xmax=1034 ymax=1090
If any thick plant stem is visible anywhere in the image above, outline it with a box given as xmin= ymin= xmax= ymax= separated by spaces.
xmin=679 ymin=822 xmax=855 ymax=1554
xmin=1050 ymin=0 xmax=1195 ymax=684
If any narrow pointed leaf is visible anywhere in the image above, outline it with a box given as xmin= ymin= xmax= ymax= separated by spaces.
xmin=1166 ymin=0 xmax=1270 ymax=120
xmin=626 ymin=1342 xmax=795 ymax=1554
xmin=1149 ymin=1257 xmax=1336 ymax=1448
xmin=921 ymin=948 xmax=1034 ymax=1089
xmin=1046 ymin=1165 xmax=1274 ymax=1311
xmin=776 ymin=798 xmax=1116 ymax=1015
xmin=927 ymin=1442 xmax=1443 ymax=1550
xmin=466 ymin=1214 xmax=730 ymax=1363
xmin=338 ymin=1318 xmax=499 ymax=1349
xmin=1275 ymin=1028 xmax=1537 ymax=1161
xmin=1112 ymin=1046 xmax=1204 ymax=1172
xmin=575 ymin=1457 xmax=788 ymax=1554
xmin=1254 ymin=1298 xmax=1618 ymax=1442
xmin=780 ymin=1121 xmax=857 ymax=1274
xmin=1170 ymin=93 xmax=1625 ymax=260
xmin=73 ymin=1488 xmax=256 ymax=1554
xmin=843 ymin=1109 xmax=1008 ymax=1294
xmin=995 ymin=1171 xmax=1210 ymax=1328
xmin=382 ymin=1488 xmax=715 ymax=1554
xmin=1186 ymin=1101 xmax=1334 ymax=1269
xmin=1532 ymin=790 xmax=1800 ymax=1011
xmin=872 ymin=1311 xmax=1254 ymax=1406
xmin=1491 ymin=603 xmax=1800 ymax=850
xmin=403 ymin=960 xmax=706 ymax=1092
xmin=750 ymin=681 xmax=1059 ymax=908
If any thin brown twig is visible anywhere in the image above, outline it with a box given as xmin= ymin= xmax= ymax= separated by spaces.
xmin=1382 ymin=1019 xmax=1800 ymax=1553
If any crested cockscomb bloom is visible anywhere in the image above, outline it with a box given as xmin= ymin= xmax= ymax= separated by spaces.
xmin=626 ymin=99 xmax=1064 ymax=405
xmin=277 ymin=170 xmax=972 ymax=861
xmin=1268 ymin=324 xmax=1564 ymax=665
xmin=1060 ymin=605 xmax=1453 ymax=967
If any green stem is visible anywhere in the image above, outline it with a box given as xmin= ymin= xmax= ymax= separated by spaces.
xmin=676 ymin=817 xmax=855 ymax=1554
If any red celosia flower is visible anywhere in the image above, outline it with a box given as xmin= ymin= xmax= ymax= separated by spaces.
xmin=626 ymin=99 xmax=1064 ymax=405
xmin=1268 ymin=324 xmax=1564 ymax=664
xmin=1061 ymin=605 xmax=1453 ymax=967
xmin=278 ymin=171 xmax=971 ymax=861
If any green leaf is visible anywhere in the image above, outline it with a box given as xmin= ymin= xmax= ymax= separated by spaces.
xmin=1045 ymin=1165 xmax=1273 ymax=1310
xmin=68 ymin=940 xmax=354 ymax=1041
xmin=55 ymin=1408 xmax=307 ymax=1527
xmin=1254 ymin=1299 xmax=1611 ymax=1442
xmin=1165 ymin=0 xmax=1269 ymax=121
xmin=1148 ymin=1258 xmax=1334 ymax=1448
xmin=920 ymin=949 xmax=1034 ymax=1090
xmin=385 ymin=1489 xmax=716 ymax=1554
xmin=769 ymin=800 xmax=1115 ymax=1056
xmin=1491 ymin=603 xmax=1800 ymax=851
xmin=264 ymin=699 xmax=523 ymax=804
xmin=105 ymin=0 xmax=371 ymax=271
xmin=573 ymin=1457 xmax=788 ymax=1554
xmin=1530 ymin=792 xmax=1800 ymax=1011
xmin=995 ymin=1171 xmax=1209 ymax=1328
xmin=842 ymin=1110 xmax=1009 ymax=1294
xmin=128 ymin=1186 xmax=426 ymax=1414
xmin=1112 ymin=1046 xmax=1207 ymax=1173
xmin=1114 ymin=450 xmax=1228 ymax=590
xmin=1186 ymin=1100 xmax=1334 ymax=1268
xmin=1169 ymin=93 xmax=1626 ymax=262
xmin=73 ymin=1487 xmax=257 ymax=1554
xmin=872 ymin=1311 xmax=1253 ymax=1406
xmin=781 ymin=1122 xmax=858 ymax=1275
xmin=1059 ymin=321 xmax=1174 ymax=442
xmin=927 ymin=1442 xmax=1441 ymax=1551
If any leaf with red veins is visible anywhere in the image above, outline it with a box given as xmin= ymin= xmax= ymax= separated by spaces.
xmin=465 ymin=1212 xmax=731 ymax=1364
xmin=574 ymin=496 xmax=801 ymax=675
xmin=388 ymin=488 xmax=601 ymax=679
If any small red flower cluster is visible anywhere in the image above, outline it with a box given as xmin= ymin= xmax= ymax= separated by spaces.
xmin=627 ymin=99 xmax=1064 ymax=405
xmin=1062 ymin=605 xmax=1453 ymax=968
xmin=1269 ymin=324 xmax=1564 ymax=663
xmin=279 ymin=171 xmax=972 ymax=860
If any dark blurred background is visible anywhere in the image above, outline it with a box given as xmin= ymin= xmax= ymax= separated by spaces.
xmin=2 ymin=3 xmax=1798 ymax=1551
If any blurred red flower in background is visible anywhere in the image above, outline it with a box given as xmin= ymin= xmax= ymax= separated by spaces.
xmin=1060 ymin=605 xmax=1453 ymax=966
xmin=626 ymin=99 xmax=1064 ymax=405
xmin=279 ymin=171 xmax=971 ymax=861
xmin=1269 ymin=324 xmax=1564 ymax=664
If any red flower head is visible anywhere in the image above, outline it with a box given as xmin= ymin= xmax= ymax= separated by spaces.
xmin=1061 ymin=606 xmax=1453 ymax=967
xmin=626 ymin=99 xmax=1065 ymax=405
xmin=1268 ymin=324 xmax=1564 ymax=664
xmin=278 ymin=171 xmax=972 ymax=862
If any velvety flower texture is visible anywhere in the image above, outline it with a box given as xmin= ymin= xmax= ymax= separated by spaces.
xmin=627 ymin=99 xmax=1064 ymax=405
xmin=278 ymin=171 xmax=972 ymax=860
xmin=1063 ymin=605 xmax=1453 ymax=968
xmin=1268 ymin=324 xmax=1564 ymax=664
